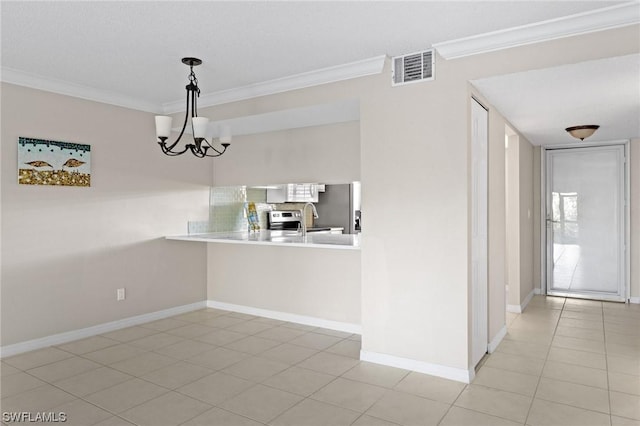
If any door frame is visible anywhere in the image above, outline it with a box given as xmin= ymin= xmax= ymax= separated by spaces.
xmin=539 ymin=140 xmax=630 ymax=302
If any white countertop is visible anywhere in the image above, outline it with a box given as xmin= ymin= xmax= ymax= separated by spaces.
xmin=166 ymin=231 xmax=360 ymax=250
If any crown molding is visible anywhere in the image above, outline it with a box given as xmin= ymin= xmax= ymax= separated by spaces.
xmin=162 ymin=55 xmax=386 ymax=114
xmin=1 ymin=55 xmax=383 ymax=115
xmin=433 ymin=2 xmax=640 ymax=60
xmin=1 ymin=67 xmax=162 ymax=113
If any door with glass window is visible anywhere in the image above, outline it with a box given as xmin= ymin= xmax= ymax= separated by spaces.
xmin=545 ymin=145 xmax=626 ymax=301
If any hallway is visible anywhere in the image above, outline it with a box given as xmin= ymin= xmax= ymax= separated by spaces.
xmin=475 ymin=295 xmax=640 ymax=425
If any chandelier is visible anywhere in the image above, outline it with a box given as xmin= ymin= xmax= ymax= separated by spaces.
xmin=154 ymin=58 xmax=230 ymax=158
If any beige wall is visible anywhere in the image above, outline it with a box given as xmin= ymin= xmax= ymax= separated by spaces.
xmin=486 ymin=106 xmax=507 ymax=339
xmin=505 ymin=132 xmax=535 ymax=308
xmin=506 ymin=133 xmax=521 ymax=307
xmin=630 ymin=139 xmax=640 ymax=300
xmin=212 ymin=121 xmax=360 ymax=186
xmin=1 ymin=84 xmax=211 ymax=345
xmin=360 ymin=56 xmax=470 ymax=370
xmin=207 ymin=244 xmax=361 ymax=324
xmin=519 ymin=137 xmax=535 ymax=303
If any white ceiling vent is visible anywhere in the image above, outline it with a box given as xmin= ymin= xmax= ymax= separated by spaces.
xmin=392 ymin=49 xmax=434 ymax=86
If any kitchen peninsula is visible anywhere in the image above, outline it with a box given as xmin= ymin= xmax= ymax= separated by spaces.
xmin=166 ymin=230 xmax=360 ymax=249
xmin=167 ymin=229 xmax=362 ymax=334
xmin=164 ymin=180 xmax=362 ymax=332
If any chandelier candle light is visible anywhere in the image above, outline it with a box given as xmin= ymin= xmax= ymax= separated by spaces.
xmin=155 ymin=57 xmax=231 ymax=158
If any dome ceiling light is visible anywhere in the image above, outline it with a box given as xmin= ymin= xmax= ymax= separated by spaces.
xmin=565 ymin=125 xmax=599 ymax=141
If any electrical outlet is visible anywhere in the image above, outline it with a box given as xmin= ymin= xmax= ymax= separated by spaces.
xmin=116 ymin=288 xmax=126 ymax=301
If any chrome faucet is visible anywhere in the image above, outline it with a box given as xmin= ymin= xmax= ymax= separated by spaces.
xmin=301 ymin=202 xmax=318 ymax=237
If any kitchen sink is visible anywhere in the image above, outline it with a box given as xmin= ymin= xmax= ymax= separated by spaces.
xmin=269 ymin=236 xmax=304 ymax=243
xmin=268 ymin=230 xmax=301 ymax=237
xmin=306 ymin=227 xmax=332 ymax=233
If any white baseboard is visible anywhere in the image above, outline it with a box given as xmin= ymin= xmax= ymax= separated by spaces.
xmin=0 ymin=301 xmax=207 ymax=358
xmin=506 ymin=289 xmax=536 ymax=314
xmin=207 ymin=300 xmax=362 ymax=335
xmin=360 ymin=350 xmax=474 ymax=384
xmin=488 ymin=325 xmax=507 ymax=353
xmin=521 ymin=289 xmax=535 ymax=310
xmin=630 ymin=297 xmax=640 ymax=304
xmin=506 ymin=304 xmax=522 ymax=314
xmin=534 ymin=288 xmax=542 ymax=295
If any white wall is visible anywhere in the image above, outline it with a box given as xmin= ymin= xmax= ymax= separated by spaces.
xmin=1 ymin=84 xmax=211 ymax=346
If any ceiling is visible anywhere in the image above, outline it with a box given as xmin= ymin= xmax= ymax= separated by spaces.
xmin=1 ymin=1 xmax=638 ymax=143
xmin=472 ymin=53 xmax=640 ymax=146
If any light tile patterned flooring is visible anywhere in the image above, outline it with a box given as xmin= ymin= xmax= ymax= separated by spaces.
xmin=1 ymin=296 xmax=639 ymax=425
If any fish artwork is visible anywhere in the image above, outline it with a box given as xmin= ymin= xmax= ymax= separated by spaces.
xmin=62 ymin=158 xmax=86 ymax=169
xmin=18 ymin=137 xmax=91 ymax=187
xmin=24 ymin=161 xmax=53 ymax=168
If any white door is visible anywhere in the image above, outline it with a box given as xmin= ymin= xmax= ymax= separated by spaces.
xmin=545 ymin=145 xmax=626 ymax=301
xmin=471 ymin=99 xmax=488 ymax=367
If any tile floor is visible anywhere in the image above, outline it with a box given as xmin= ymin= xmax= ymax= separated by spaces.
xmin=1 ymin=296 xmax=639 ymax=425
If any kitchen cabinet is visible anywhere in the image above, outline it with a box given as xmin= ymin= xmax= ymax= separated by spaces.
xmin=266 ymin=183 xmax=319 ymax=203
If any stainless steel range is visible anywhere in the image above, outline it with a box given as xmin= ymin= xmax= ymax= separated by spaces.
xmin=267 ymin=210 xmax=302 ymax=231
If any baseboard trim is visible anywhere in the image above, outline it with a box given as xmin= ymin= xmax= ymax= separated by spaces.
xmin=506 ymin=289 xmax=536 ymax=314
xmin=630 ymin=297 xmax=640 ymax=304
xmin=488 ymin=325 xmax=507 ymax=353
xmin=534 ymin=288 xmax=542 ymax=295
xmin=207 ymin=300 xmax=362 ymax=335
xmin=521 ymin=289 xmax=535 ymax=310
xmin=360 ymin=350 xmax=474 ymax=384
xmin=506 ymin=304 xmax=522 ymax=314
xmin=0 ymin=301 xmax=207 ymax=358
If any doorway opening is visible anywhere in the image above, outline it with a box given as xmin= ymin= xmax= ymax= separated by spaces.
xmin=542 ymin=143 xmax=629 ymax=302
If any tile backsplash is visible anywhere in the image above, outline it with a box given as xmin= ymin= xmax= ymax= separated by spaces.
xmin=187 ymin=186 xmax=317 ymax=234
xmin=195 ymin=186 xmax=268 ymax=233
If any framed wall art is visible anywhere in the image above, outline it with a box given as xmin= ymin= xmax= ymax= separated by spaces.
xmin=18 ymin=137 xmax=91 ymax=187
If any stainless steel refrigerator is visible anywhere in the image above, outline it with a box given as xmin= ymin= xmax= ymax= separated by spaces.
xmin=314 ymin=182 xmax=361 ymax=234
